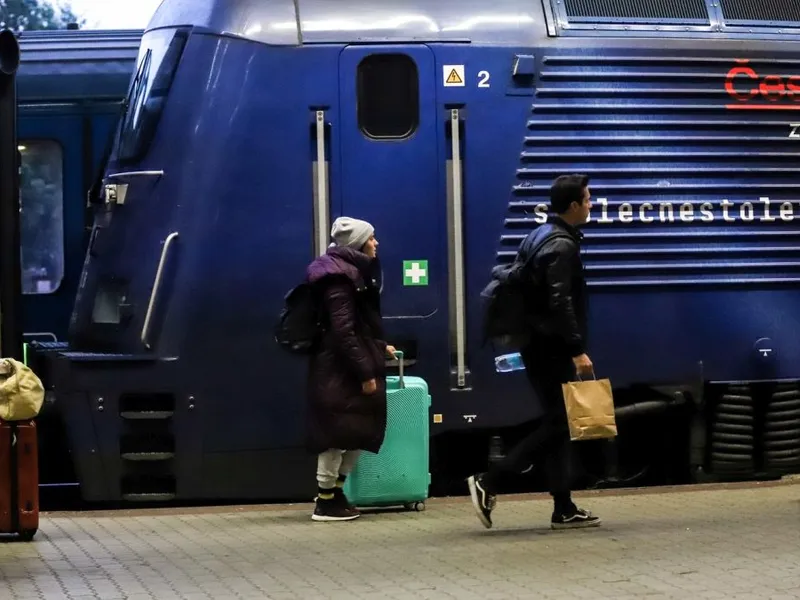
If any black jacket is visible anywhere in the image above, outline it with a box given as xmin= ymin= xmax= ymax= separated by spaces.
xmin=517 ymin=217 xmax=588 ymax=357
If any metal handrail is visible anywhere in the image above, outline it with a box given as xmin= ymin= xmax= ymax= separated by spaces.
xmin=141 ymin=232 xmax=179 ymax=348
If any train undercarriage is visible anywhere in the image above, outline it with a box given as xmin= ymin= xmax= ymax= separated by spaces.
xmin=29 ymin=342 xmax=800 ymax=509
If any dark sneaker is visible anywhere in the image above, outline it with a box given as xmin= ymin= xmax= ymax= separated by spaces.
xmin=551 ymin=507 xmax=601 ymax=530
xmin=467 ymin=473 xmax=496 ymax=529
xmin=333 ymin=487 xmax=360 ymax=514
xmin=311 ymin=498 xmax=360 ymax=522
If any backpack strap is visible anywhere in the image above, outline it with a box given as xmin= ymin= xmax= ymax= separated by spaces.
xmin=516 ymin=224 xmax=574 ymax=277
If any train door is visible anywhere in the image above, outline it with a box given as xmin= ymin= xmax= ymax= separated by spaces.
xmin=337 ymin=45 xmax=445 ymax=369
xmin=18 ymin=114 xmax=85 ymax=344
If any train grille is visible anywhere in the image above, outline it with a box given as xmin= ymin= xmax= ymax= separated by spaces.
xmin=708 ymin=383 xmax=800 ymax=476
xmin=764 ymin=384 xmax=800 ymax=472
xmin=710 ymin=386 xmax=755 ymax=474
xmin=720 ymin=0 xmax=800 ymax=23
xmin=564 ymin=0 xmax=708 ymax=21
xmin=502 ymin=54 xmax=800 ymax=288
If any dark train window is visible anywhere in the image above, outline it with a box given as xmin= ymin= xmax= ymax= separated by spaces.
xmin=116 ymin=27 xmax=189 ymax=163
xmin=357 ymin=54 xmax=419 ymax=140
xmin=19 ymin=140 xmax=64 ymax=295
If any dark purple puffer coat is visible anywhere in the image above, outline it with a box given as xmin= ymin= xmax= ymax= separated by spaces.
xmin=305 ymin=246 xmax=388 ymax=454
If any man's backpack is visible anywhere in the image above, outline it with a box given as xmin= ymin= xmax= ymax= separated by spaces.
xmin=480 ymin=260 xmax=532 ymax=350
xmin=479 ymin=223 xmax=570 ymax=350
xmin=275 ymin=282 xmax=323 ymax=355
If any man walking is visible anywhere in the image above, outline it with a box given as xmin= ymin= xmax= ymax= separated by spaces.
xmin=467 ymin=174 xmax=600 ymax=530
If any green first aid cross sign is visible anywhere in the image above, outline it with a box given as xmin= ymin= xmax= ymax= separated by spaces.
xmin=403 ymin=260 xmax=429 ymax=286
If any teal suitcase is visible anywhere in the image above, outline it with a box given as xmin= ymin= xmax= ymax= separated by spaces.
xmin=343 ymin=352 xmax=431 ymax=511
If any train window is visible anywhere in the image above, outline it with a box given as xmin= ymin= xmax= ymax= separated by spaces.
xmin=116 ymin=27 xmax=189 ymax=163
xmin=563 ymin=0 xmax=709 ymax=22
xmin=19 ymin=140 xmax=64 ymax=295
xmin=357 ymin=54 xmax=419 ymax=139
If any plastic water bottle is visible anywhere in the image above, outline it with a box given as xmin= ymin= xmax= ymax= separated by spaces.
xmin=494 ymin=352 xmax=525 ymax=373
xmin=488 ymin=435 xmax=506 ymax=466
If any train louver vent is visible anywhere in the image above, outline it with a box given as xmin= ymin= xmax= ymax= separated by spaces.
xmin=564 ymin=0 xmax=708 ymax=21
xmin=709 ymin=386 xmax=755 ymax=474
xmin=503 ymin=53 xmax=800 ymax=288
xmin=763 ymin=385 xmax=800 ymax=473
xmin=720 ymin=0 xmax=800 ymax=23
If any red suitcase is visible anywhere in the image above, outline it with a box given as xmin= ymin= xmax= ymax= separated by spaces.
xmin=0 ymin=419 xmax=39 ymax=540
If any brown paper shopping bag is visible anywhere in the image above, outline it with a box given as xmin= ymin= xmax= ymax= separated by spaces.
xmin=561 ymin=375 xmax=617 ymax=442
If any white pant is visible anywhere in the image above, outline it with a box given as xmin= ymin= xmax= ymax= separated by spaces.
xmin=316 ymin=449 xmax=361 ymax=489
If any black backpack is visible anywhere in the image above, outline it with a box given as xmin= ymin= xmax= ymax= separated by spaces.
xmin=275 ymin=282 xmax=323 ymax=355
xmin=480 ymin=224 xmax=569 ymax=350
xmin=480 ymin=261 xmax=531 ymax=350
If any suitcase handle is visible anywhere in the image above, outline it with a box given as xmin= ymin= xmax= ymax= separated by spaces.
xmin=393 ymin=350 xmax=405 ymax=389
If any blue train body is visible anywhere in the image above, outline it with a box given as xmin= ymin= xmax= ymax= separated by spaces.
xmin=17 ymin=29 xmax=141 ymax=343
xmin=35 ymin=0 xmax=800 ymax=503
xmin=14 ymin=29 xmax=141 ymax=490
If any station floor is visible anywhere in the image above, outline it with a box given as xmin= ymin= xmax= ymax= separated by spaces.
xmin=1 ymin=479 xmax=799 ymax=600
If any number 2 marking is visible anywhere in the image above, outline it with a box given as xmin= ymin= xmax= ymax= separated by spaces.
xmin=478 ymin=70 xmax=490 ymax=88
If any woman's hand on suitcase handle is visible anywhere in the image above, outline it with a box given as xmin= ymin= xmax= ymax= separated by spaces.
xmin=385 ymin=345 xmax=397 ymax=359
xmin=362 ymin=378 xmax=378 ymax=395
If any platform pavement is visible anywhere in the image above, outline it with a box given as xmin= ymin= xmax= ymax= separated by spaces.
xmin=1 ymin=479 xmax=799 ymax=599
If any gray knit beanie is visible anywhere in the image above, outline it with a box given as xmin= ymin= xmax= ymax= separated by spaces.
xmin=330 ymin=216 xmax=374 ymax=250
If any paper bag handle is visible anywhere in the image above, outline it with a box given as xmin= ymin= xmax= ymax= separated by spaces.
xmin=575 ymin=368 xmax=596 ymax=382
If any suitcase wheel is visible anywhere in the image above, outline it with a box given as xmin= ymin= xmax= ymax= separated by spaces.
xmin=18 ymin=529 xmax=37 ymax=542
xmin=404 ymin=502 xmax=425 ymax=512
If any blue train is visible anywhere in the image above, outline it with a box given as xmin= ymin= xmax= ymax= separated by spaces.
xmin=31 ymin=0 xmax=800 ymax=504
xmin=17 ymin=28 xmax=141 ymax=343
xmin=14 ymin=28 xmax=140 ymax=489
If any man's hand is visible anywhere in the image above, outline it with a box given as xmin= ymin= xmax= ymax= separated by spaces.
xmin=572 ymin=353 xmax=594 ymax=379
xmin=386 ymin=345 xmax=398 ymax=359
xmin=362 ymin=379 xmax=378 ymax=395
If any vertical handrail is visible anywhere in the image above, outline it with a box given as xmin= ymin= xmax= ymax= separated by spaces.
xmin=314 ymin=110 xmax=330 ymax=256
xmin=141 ymin=232 xmax=179 ymax=349
xmin=450 ymin=109 xmax=467 ymax=388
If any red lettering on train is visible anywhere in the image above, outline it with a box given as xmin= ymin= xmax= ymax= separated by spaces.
xmin=725 ymin=59 xmax=800 ymax=110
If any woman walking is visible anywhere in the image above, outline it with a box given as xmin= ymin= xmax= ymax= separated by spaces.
xmin=305 ymin=217 xmax=396 ymax=521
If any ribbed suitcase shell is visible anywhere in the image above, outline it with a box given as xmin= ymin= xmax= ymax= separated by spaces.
xmin=0 ymin=419 xmax=39 ymax=540
xmin=344 ymin=354 xmax=431 ymax=510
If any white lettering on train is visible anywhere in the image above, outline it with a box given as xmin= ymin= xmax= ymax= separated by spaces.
xmin=526 ymin=197 xmax=795 ymax=225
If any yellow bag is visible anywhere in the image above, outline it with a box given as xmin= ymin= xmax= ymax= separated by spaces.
xmin=561 ymin=375 xmax=618 ymax=441
xmin=0 ymin=358 xmax=45 ymax=421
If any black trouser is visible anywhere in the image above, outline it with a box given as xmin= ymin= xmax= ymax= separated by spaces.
xmin=487 ymin=342 xmax=574 ymax=504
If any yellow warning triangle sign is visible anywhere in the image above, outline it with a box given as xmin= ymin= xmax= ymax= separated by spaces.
xmin=446 ymin=68 xmax=463 ymax=85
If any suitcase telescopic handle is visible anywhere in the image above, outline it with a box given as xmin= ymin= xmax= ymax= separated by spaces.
xmin=394 ymin=350 xmax=405 ymax=389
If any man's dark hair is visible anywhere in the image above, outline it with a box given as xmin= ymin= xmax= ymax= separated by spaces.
xmin=550 ymin=174 xmax=589 ymax=215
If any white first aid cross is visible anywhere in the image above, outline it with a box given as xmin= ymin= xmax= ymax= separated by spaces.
xmin=403 ymin=260 xmax=429 ymax=286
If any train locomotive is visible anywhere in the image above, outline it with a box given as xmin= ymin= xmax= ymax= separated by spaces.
xmin=10 ymin=29 xmax=139 ymax=493
xmin=15 ymin=28 xmax=141 ymax=343
xmin=30 ymin=0 xmax=800 ymax=504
